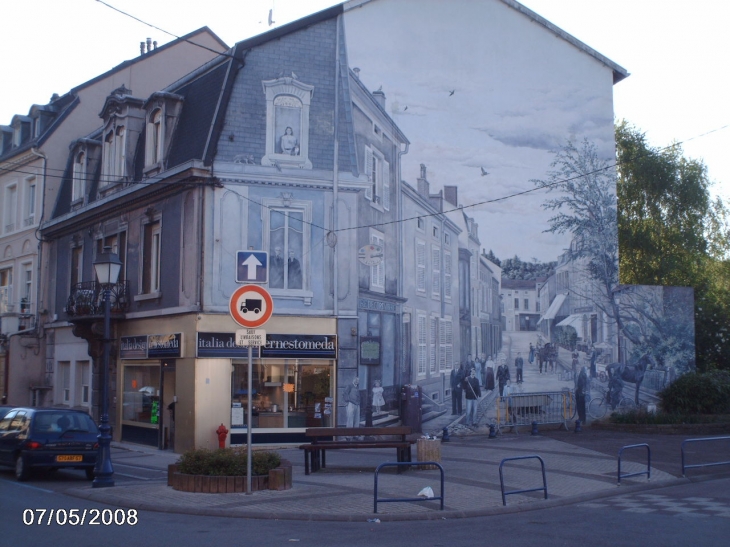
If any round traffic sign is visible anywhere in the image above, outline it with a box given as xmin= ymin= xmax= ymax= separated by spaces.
xmin=229 ymin=285 xmax=274 ymax=328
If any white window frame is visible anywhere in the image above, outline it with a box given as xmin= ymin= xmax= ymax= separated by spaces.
xmin=59 ymin=361 xmax=71 ymax=404
xmin=21 ymin=262 xmax=32 ymax=311
xmin=416 ymin=239 xmax=426 ymax=293
xmin=24 ymin=176 xmax=36 ymax=226
xmin=0 ymin=267 xmax=12 ymax=313
xmin=416 ymin=217 xmax=425 ymax=232
xmin=261 ymin=196 xmax=314 ymax=303
xmin=75 ymin=361 xmax=91 ymax=408
xmin=369 ymin=229 xmax=385 ymax=292
xmin=261 ymin=78 xmax=314 ymax=169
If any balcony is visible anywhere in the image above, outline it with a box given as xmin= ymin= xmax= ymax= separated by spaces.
xmin=66 ymin=280 xmax=130 ymax=318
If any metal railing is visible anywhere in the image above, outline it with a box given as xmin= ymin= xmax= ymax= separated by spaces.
xmin=373 ymin=461 xmax=444 ymax=513
xmin=496 ymin=390 xmax=574 ymax=433
xmin=617 ymin=443 xmax=651 ymax=485
xmin=681 ymin=436 xmax=730 ymax=477
xmin=499 ymin=455 xmax=548 ymax=506
xmin=66 ymin=280 xmax=130 ymax=317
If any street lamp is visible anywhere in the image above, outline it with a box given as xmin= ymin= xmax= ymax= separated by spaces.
xmin=92 ymin=246 xmax=122 ymax=488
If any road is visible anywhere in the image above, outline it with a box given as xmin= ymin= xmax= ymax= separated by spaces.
xmin=2 ymin=469 xmax=730 ymax=547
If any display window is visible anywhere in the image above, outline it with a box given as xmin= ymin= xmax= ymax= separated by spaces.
xmin=122 ymin=364 xmax=161 ymax=426
xmin=231 ymin=359 xmax=333 ymax=428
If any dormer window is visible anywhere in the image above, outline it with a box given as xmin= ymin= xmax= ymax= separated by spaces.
xmin=72 ymin=151 xmax=86 ymax=202
xmin=98 ymin=86 xmax=145 ymax=189
xmin=102 ymin=126 xmax=126 ymax=182
xmin=261 ymin=76 xmax=314 ymax=169
xmin=146 ymin=109 xmax=162 ymax=166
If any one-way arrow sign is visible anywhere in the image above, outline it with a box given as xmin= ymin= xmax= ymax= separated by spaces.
xmin=236 ymin=251 xmax=268 ymax=283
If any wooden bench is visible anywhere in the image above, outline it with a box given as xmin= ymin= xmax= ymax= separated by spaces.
xmin=299 ymin=426 xmax=414 ymax=475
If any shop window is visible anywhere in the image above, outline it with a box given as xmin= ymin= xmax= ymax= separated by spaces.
xmin=231 ymin=359 xmax=333 ymax=429
xmin=122 ymin=365 xmax=160 ymax=425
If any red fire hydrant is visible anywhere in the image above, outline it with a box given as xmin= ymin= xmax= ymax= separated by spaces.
xmin=216 ymin=423 xmax=229 ymax=449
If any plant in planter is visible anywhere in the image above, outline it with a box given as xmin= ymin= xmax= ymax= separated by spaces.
xmin=170 ymin=448 xmax=290 ymax=493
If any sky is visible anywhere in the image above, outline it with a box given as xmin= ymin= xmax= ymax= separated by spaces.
xmin=2 ymin=0 xmax=728 ymax=256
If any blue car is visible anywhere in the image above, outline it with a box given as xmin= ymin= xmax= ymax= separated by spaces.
xmin=0 ymin=408 xmax=99 ymax=481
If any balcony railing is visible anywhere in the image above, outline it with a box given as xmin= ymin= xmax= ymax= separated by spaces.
xmin=66 ymin=280 xmax=130 ymax=317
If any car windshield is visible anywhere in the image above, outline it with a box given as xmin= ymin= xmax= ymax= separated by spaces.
xmin=32 ymin=412 xmax=99 ymax=435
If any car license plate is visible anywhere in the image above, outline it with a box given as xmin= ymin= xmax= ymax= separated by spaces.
xmin=56 ymin=455 xmax=83 ymax=462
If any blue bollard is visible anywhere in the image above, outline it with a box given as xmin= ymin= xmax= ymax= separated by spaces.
xmin=574 ymin=419 xmax=582 ymax=433
xmin=442 ymin=426 xmax=451 ymax=442
xmin=531 ymin=421 xmax=539 ymax=436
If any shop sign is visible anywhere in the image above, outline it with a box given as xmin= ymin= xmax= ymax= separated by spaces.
xmin=197 ymin=332 xmax=247 ymax=358
xmin=197 ymin=332 xmax=338 ymax=359
xmin=148 ymin=333 xmax=183 ymax=358
xmin=261 ymin=334 xmax=337 ymax=359
xmin=120 ymin=336 xmax=148 ymax=359
xmin=359 ymin=336 xmax=380 ymax=365
xmin=358 ymin=298 xmax=396 ymax=313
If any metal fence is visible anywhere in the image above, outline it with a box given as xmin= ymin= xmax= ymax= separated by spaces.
xmin=495 ymin=390 xmax=575 ymax=433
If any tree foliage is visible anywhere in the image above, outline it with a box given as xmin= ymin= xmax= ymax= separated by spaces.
xmin=496 ymin=254 xmax=556 ymax=280
xmin=616 ymin=121 xmax=730 ymax=371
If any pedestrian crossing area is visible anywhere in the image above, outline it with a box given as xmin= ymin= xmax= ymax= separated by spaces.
xmin=583 ymin=494 xmax=730 ymax=518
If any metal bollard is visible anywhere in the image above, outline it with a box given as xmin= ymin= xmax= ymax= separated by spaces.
xmin=442 ymin=426 xmax=451 ymax=442
xmin=489 ymin=423 xmax=497 ymax=438
xmin=531 ymin=421 xmax=539 ymax=436
xmin=574 ymin=419 xmax=582 ymax=433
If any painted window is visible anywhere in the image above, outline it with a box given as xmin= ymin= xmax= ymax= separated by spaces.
xmin=262 ymin=77 xmax=314 ymax=169
xmin=444 ymin=250 xmax=452 ymax=300
xmin=417 ymin=314 xmax=427 ymax=375
xmin=364 ymin=146 xmax=390 ymax=210
xmin=430 ymin=317 xmax=438 ymax=373
xmin=269 ymin=209 xmax=304 ymax=290
xmin=416 ymin=239 xmax=426 ymax=292
xmin=439 ymin=319 xmax=453 ymax=372
xmin=369 ymin=230 xmax=385 ymax=291
xmin=431 ymin=245 xmax=440 ymax=299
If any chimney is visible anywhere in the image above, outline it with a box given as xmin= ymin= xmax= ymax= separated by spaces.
xmin=140 ymin=41 xmax=146 ymax=55
xmin=417 ymin=163 xmax=430 ymax=196
xmin=153 ymin=41 xmax=158 ymax=50
xmin=372 ymin=89 xmax=385 ymax=109
xmin=444 ymin=185 xmax=458 ymax=207
xmin=353 ymin=67 xmax=360 ymax=78
xmin=146 ymin=37 xmax=152 ymax=53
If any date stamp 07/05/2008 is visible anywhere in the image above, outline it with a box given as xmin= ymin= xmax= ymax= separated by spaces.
xmin=22 ymin=508 xmax=138 ymax=526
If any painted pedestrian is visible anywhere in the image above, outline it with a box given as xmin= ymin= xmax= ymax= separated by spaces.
xmin=575 ymin=366 xmax=589 ymax=422
xmin=515 ymin=352 xmax=524 ymax=384
xmin=463 ymin=368 xmax=481 ymax=427
xmin=343 ymin=377 xmax=361 ymax=431
xmin=451 ymin=364 xmax=465 ymax=415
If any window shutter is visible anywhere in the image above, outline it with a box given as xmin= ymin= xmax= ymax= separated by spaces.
xmin=416 ymin=241 xmax=426 ymax=291
xmin=431 ymin=247 xmax=440 ymax=297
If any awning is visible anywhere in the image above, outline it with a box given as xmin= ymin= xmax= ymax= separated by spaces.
xmin=538 ymin=293 xmax=566 ymax=323
xmin=556 ymin=314 xmax=585 ymax=332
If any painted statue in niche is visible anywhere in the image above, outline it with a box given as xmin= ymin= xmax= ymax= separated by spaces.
xmin=274 ymin=96 xmax=301 ymax=155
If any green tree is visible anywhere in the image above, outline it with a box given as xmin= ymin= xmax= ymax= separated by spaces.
xmin=616 ymin=120 xmax=730 ymax=370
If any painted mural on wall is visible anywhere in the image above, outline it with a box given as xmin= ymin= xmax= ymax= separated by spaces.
xmin=209 ymin=0 xmax=694 ymax=432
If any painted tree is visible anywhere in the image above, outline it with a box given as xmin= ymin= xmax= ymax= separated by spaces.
xmin=616 ymin=121 xmax=730 ymax=370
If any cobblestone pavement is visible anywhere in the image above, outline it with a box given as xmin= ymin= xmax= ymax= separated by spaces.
xmin=55 ymin=429 xmax=717 ymax=522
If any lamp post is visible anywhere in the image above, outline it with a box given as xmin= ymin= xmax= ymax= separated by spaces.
xmin=92 ymin=246 xmax=122 ymax=488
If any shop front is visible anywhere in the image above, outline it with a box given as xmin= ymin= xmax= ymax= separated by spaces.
xmin=119 ymin=333 xmax=182 ymax=448
xmin=197 ymin=330 xmax=337 ymax=445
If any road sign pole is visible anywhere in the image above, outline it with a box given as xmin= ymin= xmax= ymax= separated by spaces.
xmin=246 ymin=344 xmax=252 ymax=495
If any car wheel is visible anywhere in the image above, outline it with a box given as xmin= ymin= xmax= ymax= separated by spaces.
xmin=15 ymin=454 xmax=31 ymax=481
xmin=85 ymin=467 xmax=95 ymax=480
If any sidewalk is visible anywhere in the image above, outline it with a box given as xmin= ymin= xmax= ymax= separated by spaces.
xmin=57 ymin=427 xmax=723 ymax=522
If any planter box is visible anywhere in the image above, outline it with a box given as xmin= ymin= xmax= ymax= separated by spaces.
xmin=170 ymin=459 xmax=293 ymax=493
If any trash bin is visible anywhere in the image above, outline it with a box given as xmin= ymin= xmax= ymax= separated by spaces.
xmin=400 ymin=384 xmax=422 ymax=434
xmin=417 ymin=438 xmax=441 ymax=470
